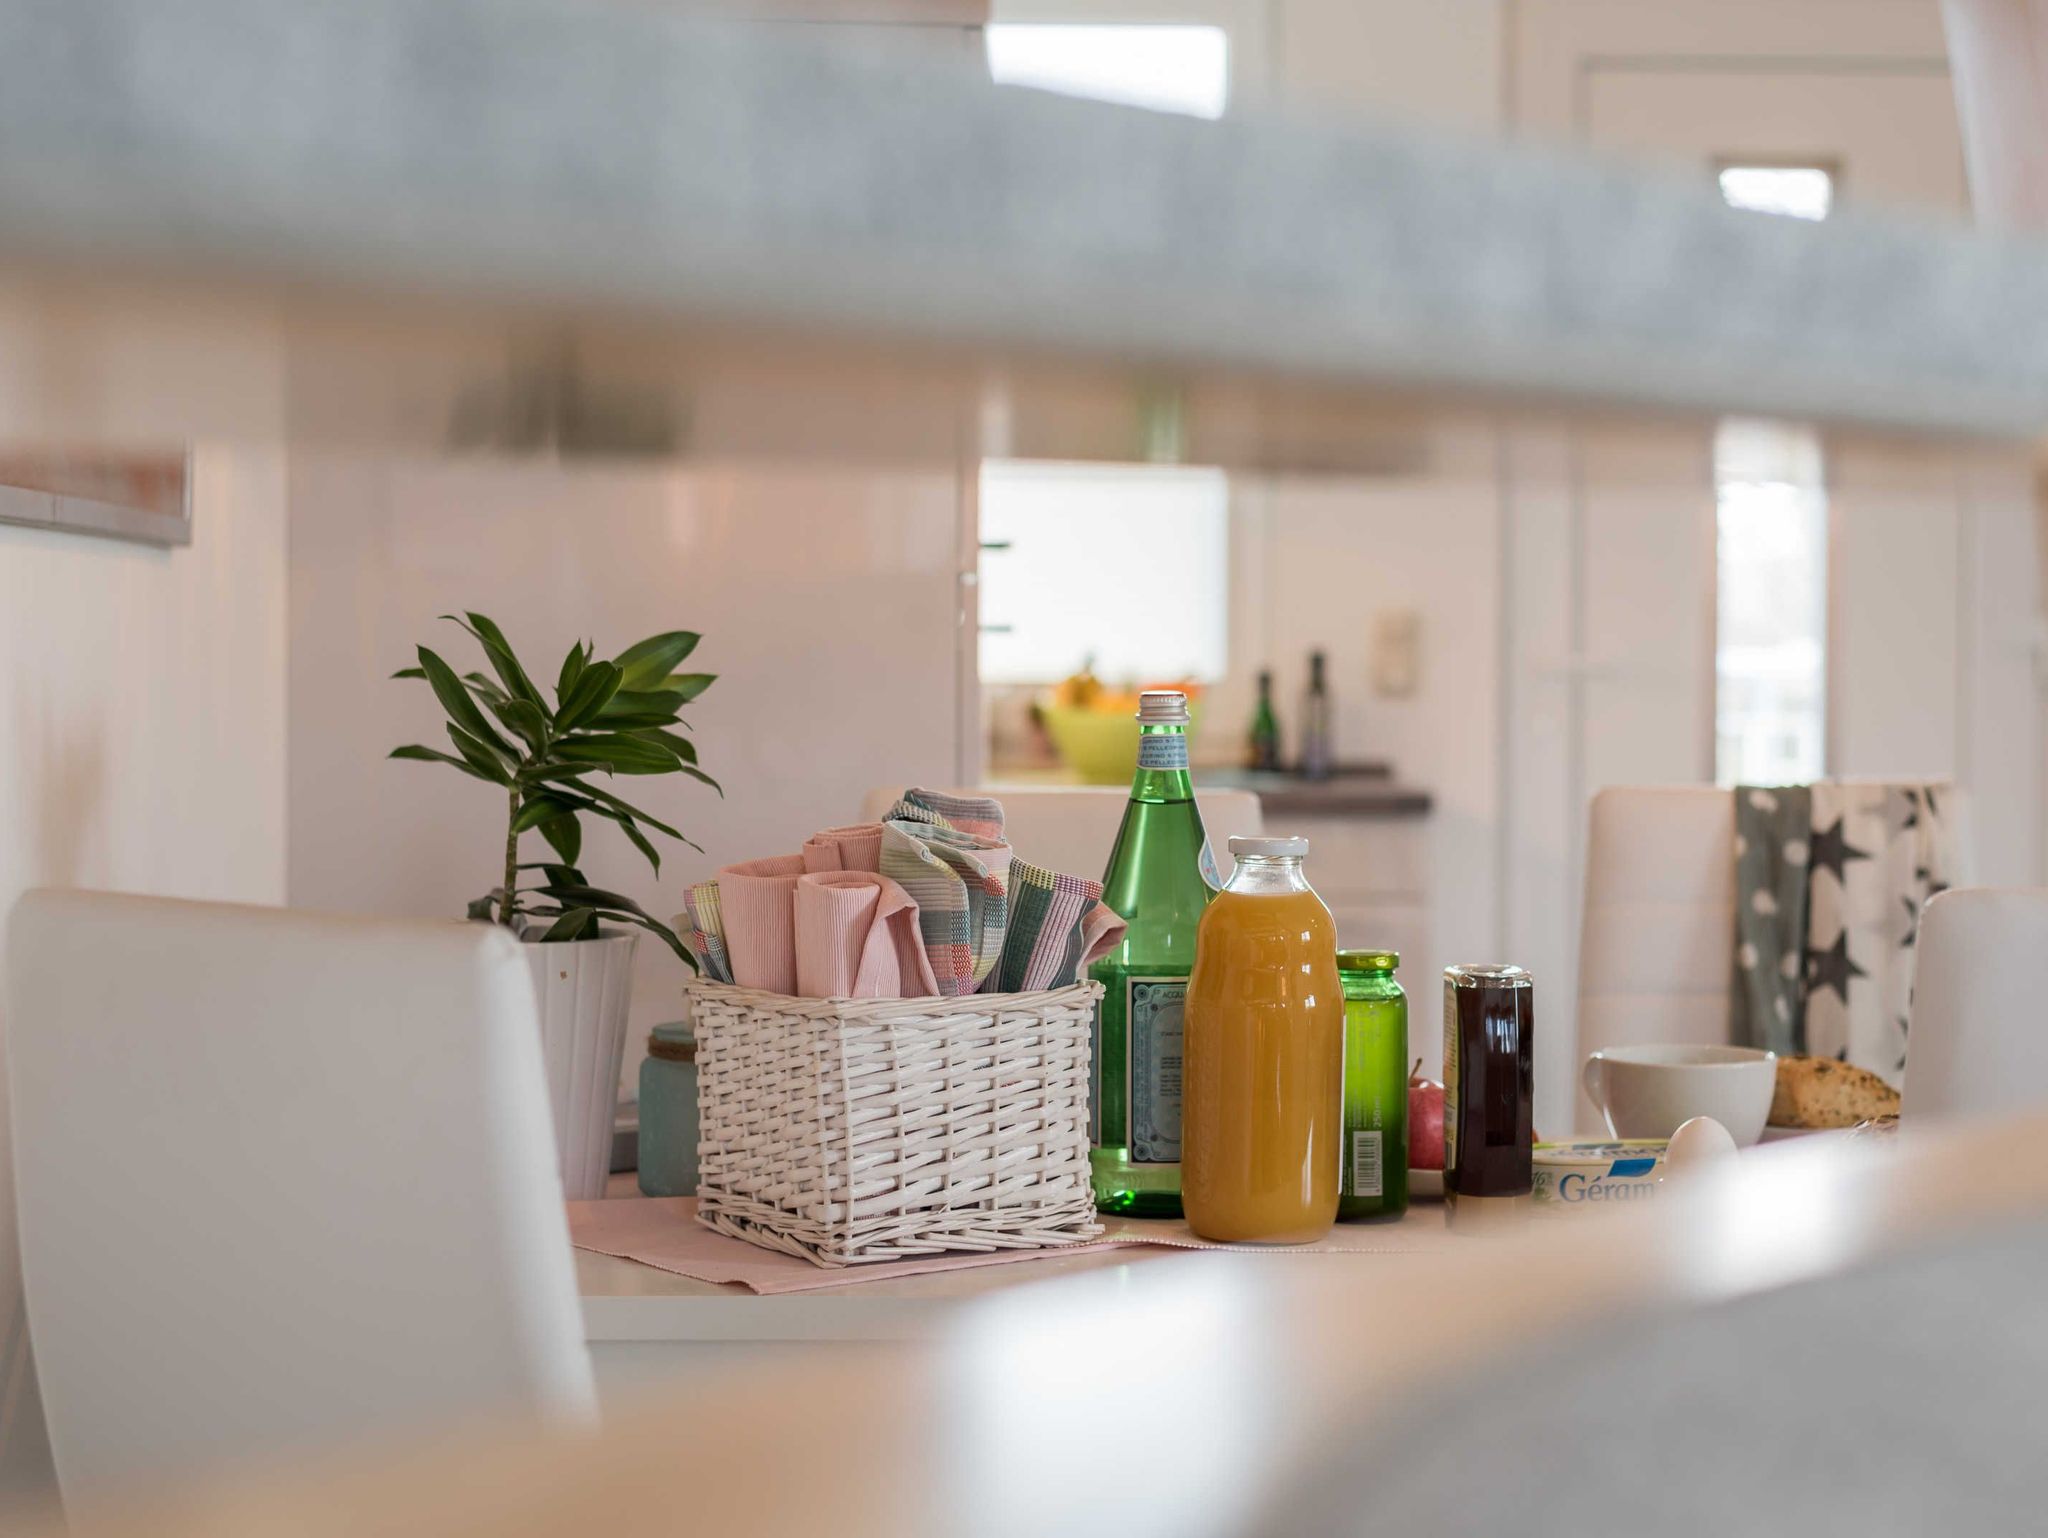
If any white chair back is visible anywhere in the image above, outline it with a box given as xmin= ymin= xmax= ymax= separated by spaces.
xmin=860 ymin=785 xmax=1263 ymax=882
xmin=1903 ymin=888 xmax=2048 ymax=1119
xmin=1575 ymin=787 xmax=1737 ymax=1128
xmin=5 ymin=892 xmax=594 ymax=1510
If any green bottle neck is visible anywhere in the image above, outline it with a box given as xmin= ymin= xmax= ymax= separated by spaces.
xmin=1339 ymin=970 xmax=1403 ymax=1001
xmin=1128 ymin=722 xmax=1193 ymax=804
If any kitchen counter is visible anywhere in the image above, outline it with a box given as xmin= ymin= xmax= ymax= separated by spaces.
xmin=989 ymin=765 xmax=1432 ymax=820
xmin=1201 ymin=767 xmax=1433 ymax=820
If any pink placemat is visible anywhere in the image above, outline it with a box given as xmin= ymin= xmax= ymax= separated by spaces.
xmin=569 ymin=1197 xmax=1458 ymax=1293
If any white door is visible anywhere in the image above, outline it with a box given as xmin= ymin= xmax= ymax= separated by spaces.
xmin=1506 ymin=42 xmax=2044 ymax=1132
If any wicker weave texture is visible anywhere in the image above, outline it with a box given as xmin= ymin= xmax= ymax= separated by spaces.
xmin=690 ymin=978 xmax=1105 ymax=1266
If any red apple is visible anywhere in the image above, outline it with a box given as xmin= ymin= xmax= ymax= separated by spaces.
xmin=1407 ymin=1057 xmax=1446 ymax=1171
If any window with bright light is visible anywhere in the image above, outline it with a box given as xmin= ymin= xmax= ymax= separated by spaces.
xmin=979 ymin=461 xmax=1229 ymax=685
xmin=985 ymin=24 xmax=1230 ymax=119
xmin=1713 ymin=165 xmax=1834 ymax=788
xmin=1715 ymin=420 xmax=1828 ymax=786
xmin=1717 ymin=165 xmax=1834 ymax=220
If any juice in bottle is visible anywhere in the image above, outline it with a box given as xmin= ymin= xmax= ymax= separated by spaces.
xmin=1089 ymin=690 xmax=1217 ymax=1216
xmin=1181 ymin=836 xmax=1344 ymax=1244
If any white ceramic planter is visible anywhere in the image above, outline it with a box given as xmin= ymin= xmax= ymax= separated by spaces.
xmin=524 ymin=933 xmax=638 ymax=1200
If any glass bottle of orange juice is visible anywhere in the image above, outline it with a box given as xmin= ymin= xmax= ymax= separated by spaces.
xmin=1181 ymin=836 xmax=1344 ymax=1244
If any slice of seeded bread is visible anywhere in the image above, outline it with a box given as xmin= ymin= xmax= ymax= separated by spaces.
xmin=1769 ymin=1056 xmax=1902 ymax=1129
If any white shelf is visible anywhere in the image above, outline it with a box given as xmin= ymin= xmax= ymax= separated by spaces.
xmin=2 ymin=0 xmax=2046 ymax=457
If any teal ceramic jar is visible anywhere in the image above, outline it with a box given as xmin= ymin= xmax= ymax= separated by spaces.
xmin=636 ymin=1022 xmax=699 ymax=1197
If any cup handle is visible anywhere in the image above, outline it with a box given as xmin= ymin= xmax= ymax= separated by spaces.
xmin=1581 ymin=1055 xmax=1607 ymax=1121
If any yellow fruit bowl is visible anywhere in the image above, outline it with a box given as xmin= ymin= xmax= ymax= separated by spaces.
xmin=1039 ymin=702 xmax=1203 ymax=785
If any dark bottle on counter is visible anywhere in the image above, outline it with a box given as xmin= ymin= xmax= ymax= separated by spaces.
xmin=1443 ymin=964 xmax=1534 ymax=1232
xmin=1247 ymin=669 xmax=1282 ymax=772
xmin=1300 ymin=650 xmax=1333 ymax=781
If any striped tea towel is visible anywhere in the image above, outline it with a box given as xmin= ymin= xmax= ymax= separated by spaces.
xmin=990 ymin=861 xmax=1104 ymax=993
xmin=682 ymin=881 xmax=732 ymax=984
xmin=891 ymin=787 xmax=1006 ymax=842
xmin=880 ymin=817 xmax=1011 ymax=996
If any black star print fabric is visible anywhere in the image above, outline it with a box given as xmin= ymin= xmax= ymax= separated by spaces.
xmin=1733 ymin=781 xmax=1957 ymax=1088
xmin=1731 ymin=785 xmax=1812 ymax=1057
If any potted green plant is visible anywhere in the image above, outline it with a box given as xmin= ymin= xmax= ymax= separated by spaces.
xmin=391 ymin=612 xmax=716 ymax=1197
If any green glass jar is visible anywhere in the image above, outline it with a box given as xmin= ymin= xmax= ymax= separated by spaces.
xmin=637 ymin=1022 xmax=699 ymax=1197
xmin=1336 ymin=949 xmax=1409 ymax=1221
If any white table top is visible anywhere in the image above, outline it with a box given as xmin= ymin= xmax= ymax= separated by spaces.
xmin=577 ymin=1176 xmax=1456 ymax=1343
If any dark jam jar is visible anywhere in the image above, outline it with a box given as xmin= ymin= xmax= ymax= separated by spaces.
xmin=1442 ymin=964 xmax=1534 ymax=1231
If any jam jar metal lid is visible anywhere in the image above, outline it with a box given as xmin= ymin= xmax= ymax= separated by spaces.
xmin=1444 ymin=963 xmax=1533 ymax=988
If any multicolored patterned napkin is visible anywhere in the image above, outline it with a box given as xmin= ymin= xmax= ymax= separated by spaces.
xmin=992 ymin=861 xmax=1106 ymax=993
xmin=879 ymin=810 xmax=1011 ymax=997
xmin=681 ymin=881 xmax=732 ymax=984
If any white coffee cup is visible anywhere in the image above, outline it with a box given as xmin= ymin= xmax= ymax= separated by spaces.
xmin=1581 ymin=1044 xmax=1778 ymax=1146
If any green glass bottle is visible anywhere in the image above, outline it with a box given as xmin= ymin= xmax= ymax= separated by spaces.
xmin=1248 ymin=669 xmax=1282 ymax=772
xmin=1090 ymin=690 xmax=1217 ymax=1216
xmin=1336 ymin=949 xmax=1409 ymax=1221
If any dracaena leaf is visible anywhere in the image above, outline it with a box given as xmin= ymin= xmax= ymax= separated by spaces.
xmin=444 ymin=612 xmax=545 ymax=709
xmin=660 ymin=672 xmax=716 ymax=703
xmin=517 ymin=862 xmax=588 ymax=885
xmin=570 ymin=780 xmax=683 ymax=839
xmin=554 ymin=661 xmax=621 ymax=732
xmin=539 ymin=811 xmax=581 ymax=864
xmin=391 ymin=666 xmax=427 ymax=680
xmin=512 ymin=794 xmax=576 ymax=833
xmin=419 ymin=646 xmax=518 ymax=759
xmin=637 ymin=727 xmax=699 ymax=765
xmin=596 ymin=689 xmax=686 ymax=723
xmin=612 ymin=631 xmax=701 ymax=692
xmin=670 ymin=761 xmax=722 ymax=796
xmin=462 ymin=672 xmax=509 ymax=708
xmin=580 ymin=803 xmax=665 ymax=872
xmin=598 ymin=907 xmax=695 ymax=967
xmin=390 ymin=744 xmax=497 ymax=783
xmin=539 ymin=907 xmax=597 ymax=943
xmin=486 ymin=694 xmax=550 ymax=751
xmin=536 ymin=881 xmax=656 ymax=920
xmin=553 ymin=735 xmax=676 ymax=775
xmin=555 ymin=640 xmax=588 ymax=707
xmin=446 ymin=725 xmax=516 ymax=785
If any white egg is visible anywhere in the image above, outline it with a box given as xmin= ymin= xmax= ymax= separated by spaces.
xmin=1665 ymin=1115 xmax=1739 ymax=1172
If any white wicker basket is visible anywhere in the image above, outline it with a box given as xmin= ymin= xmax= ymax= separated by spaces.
xmin=689 ymin=977 xmax=1105 ymax=1266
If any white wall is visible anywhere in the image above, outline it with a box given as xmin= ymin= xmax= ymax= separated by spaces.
xmin=286 ymin=457 xmax=967 ymax=1068
xmin=1240 ymin=431 xmax=1504 ymax=1024
xmin=0 ymin=448 xmax=288 ymax=1495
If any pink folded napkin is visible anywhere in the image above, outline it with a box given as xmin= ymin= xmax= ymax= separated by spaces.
xmin=795 ymin=872 xmax=940 ymax=999
xmin=801 ymin=823 xmax=884 ymax=875
xmin=715 ymin=854 xmax=806 ymax=993
xmin=1078 ymin=900 xmax=1127 ymax=974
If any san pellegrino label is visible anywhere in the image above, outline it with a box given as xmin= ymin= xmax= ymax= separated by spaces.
xmin=1137 ymin=733 xmax=1190 ymax=770
xmin=1125 ymin=976 xmax=1186 ymax=1165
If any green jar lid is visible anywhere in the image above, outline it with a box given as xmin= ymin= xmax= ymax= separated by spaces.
xmin=647 ymin=1020 xmax=696 ymax=1062
xmin=1336 ymin=949 xmax=1399 ymax=973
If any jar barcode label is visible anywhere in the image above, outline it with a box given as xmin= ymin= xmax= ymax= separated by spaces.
xmin=1350 ymin=1130 xmax=1383 ymax=1198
